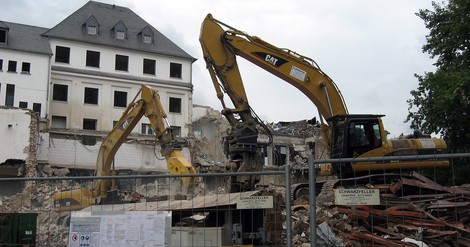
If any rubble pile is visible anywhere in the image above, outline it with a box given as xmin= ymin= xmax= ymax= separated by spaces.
xmin=0 ymin=180 xmax=71 ymax=246
xmin=289 ymin=172 xmax=470 ymax=246
xmin=190 ymin=137 xmax=227 ymax=173
xmin=269 ymin=119 xmax=320 ymax=137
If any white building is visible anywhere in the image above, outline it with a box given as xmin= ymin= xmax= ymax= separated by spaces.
xmin=0 ymin=21 xmax=51 ymax=119
xmin=0 ymin=1 xmax=196 ymax=174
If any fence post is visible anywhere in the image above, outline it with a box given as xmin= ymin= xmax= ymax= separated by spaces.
xmin=309 ymin=152 xmax=317 ymax=246
xmin=285 ymin=164 xmax=292 ymax=247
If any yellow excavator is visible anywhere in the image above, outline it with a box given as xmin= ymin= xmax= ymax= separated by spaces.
xmin=199 ymin=14 xmax=448 ymax=192
xmin=53 ymin=84 xmax=197 ymax=211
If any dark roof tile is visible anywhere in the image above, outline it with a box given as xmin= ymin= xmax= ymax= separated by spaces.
xmin=42 ymin=1 xmax=194 ymax=61
xmin=0 ymin=21 xmax=52 ymax=55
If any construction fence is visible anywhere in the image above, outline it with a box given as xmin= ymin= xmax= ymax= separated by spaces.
xmin=0 ymin=153 xmax=469 ymax=246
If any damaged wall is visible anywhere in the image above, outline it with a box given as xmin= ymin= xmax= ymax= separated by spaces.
xmin=191 ymin=105 xmax=230 ymax=166
xmin=0 ymin=107 xmax=38 ymax=195
xmin=0 ymin=107 xmax=33 ymax=164
xmin=36 ymin=132 xmax=191 ymax=173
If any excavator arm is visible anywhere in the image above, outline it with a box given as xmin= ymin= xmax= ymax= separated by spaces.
xmin=200 ymin=14 xmax=348 ymax=152
xmin=53 ymin=84 xmax=196 ymax=211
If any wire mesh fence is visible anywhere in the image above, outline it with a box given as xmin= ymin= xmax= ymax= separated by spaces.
xmin=0 ymin=153 xmax=469 ymax=246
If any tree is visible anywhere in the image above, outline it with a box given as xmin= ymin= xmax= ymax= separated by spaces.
xmin=407 ymin=0 xmax=470 ymax=152
xmin=407 ymin=0 xmax=470 ymax=185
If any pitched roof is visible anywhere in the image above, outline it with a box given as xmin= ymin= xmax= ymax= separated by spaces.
xmin=42 ymin=1 xmax=195 ymax=61
xmin=0 ymin=21 xmax=52 ymax=55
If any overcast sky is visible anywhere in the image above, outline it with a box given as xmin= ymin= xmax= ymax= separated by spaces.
xmin=1 ymin=0 xmax=439 ymax=137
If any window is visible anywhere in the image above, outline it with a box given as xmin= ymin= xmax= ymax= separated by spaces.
xmin=82 ymin=118 xmax=97 ymax=145
xmin=112 ymin=21 xmax=127 ymax=40
xmin=21 ymin=62 xmax=30 ymax=73
xmin=83 ymin=16 xmax=99 ymax=37
xmin=138 ymin=26 xmax=154 ymax=44
xmin=170 ymin=63 xmax=182 ymax=79
xmin=83 ymin=118 xmax=97 ymax=130
xmin=349 ymin=123 xmax=369 ymax=147
xmin=116 ymin=31 xmax=125 ymax=40
xmin=87 ymin=26 xmax=97 ymax=35
xmin=19 ymin=101 xmax=28 ymax=108
xmin=0 ymin=59 xmax=3 ymax=70
xmin=169 ymin=97 xmax=182 ymax=113
xmin=52 ymin=84 xmax=68 ymax=101
xmin=0 ymin=29 xmax=6 ymax=43
xmin=143 ymin=35 xmax=152 ymax=44
xmin=51 ymin=116 xmax=67 ymax=128
xmin=143 ymin=59 xmax=156 ymax=75
xmin=115 ymin=55 xmax=129 ymax=71
xmin=84 ymin=87 xmax=99 ymax=105
xmin=170 ymin=126 xmax=181 ymax=138
xmin=141 ymin=123 xmax=154 ymax=135
xmin=5 ymin=84 xmax=14 ymax=106
xmin=33 ymin=103 xmax=41 ymax=116
xmin=345 ymin=121 xmax=382 ymax=158
xmin=86 ymin=50 xmax=100 ymax=68
xmin=8 ymin=60 xmax=17 ymax=72
xmin=114 ymin=90 xmax=127 ymax=107
xmin=55 ymin=46 xmax=70 ymax=63
xmin=274 ymin=145 xmax=287 ymax=166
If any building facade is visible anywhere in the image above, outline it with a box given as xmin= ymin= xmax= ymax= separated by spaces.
xmin=0 ymin=1 xmax=195 ymax=173
xmin=0 ymin=22 xmax=51 ymax=119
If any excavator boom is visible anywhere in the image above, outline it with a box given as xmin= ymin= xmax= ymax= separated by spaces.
xmin=200 ymin=14 xmax=348 ymax=152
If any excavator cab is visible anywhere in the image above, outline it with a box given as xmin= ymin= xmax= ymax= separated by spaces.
xmin=330 ymin=114 xmax=385 ymax=176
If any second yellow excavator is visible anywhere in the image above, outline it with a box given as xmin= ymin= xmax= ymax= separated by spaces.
xmin=53 ymin=84 xmax=197 ymax=211
xmin=199 ymin=14 xmax=448 ymax=192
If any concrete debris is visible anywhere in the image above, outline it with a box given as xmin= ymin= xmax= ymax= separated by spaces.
xmin=0 ymin=180 xmax=70 ymax=245
xmin=268 ymin=118 xmax=320 ymax=137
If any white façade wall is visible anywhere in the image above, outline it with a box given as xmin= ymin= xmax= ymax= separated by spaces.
xmin=48 ymin=40 xmax=192 ymax=83
xmin=37 ymin=132 xmax=192 ymax=172
xmin=0 ymin=108 xmax=32 ymax=163
xmin=0 ymin=49 xmax=50 ymax=118
xmin=48 ymin=73 xmax=192 ymax=136
xmin=48 ymin=39 xmax=192 ymax=136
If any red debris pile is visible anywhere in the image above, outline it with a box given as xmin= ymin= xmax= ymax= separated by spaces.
xmin=292 ymin=172 xmax=470 ymax=246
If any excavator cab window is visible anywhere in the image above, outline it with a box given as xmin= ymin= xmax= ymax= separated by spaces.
xmin=347 ymin=120 xmax=382 ymax=157
xmin=331 ymin=122 xmax=346 ymax=159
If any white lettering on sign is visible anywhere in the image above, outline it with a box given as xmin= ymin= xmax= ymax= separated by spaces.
xmin=334 ymin=188 xmax=380 ymax=205
xmin=265 ymin=54 xmax=279 ymax=66
xmin=237 ymin=196 xmax=273 ymax=209
xmin=290 ymin=66 xmax=307 ymax=81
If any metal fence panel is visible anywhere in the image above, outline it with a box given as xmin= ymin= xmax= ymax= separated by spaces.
xmin=0 ymin=153 xmax=469 ymax=246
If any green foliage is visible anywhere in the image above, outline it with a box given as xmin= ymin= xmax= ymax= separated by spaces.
xmin=418 ymin=0 xmax=470 ymax=68
xmin=407 ymin=0 xmax=470 ymax=152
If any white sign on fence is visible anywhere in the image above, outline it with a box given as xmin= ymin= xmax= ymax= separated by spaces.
xmin=237 ymin=196 xmax=273 ymax=209
xmin=334 ymin=188 xmax=380 ymax=205
xmin=69 ymin=211 xmax=171 ymax=247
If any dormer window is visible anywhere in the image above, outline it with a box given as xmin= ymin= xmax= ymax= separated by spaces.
xmin=0 ymin=30 xmax=6 ymax=43
xmin=82 ymin=15 xmax=100 ymax=36
xmin=138 ymin=26 xmax=154 ymax=44
xmin=112 ymin=21 xmax=127 ymax=40
xmin=143 ymin=35 xmax=152 ymax=44
xmin=116 ymin=31 xmax=125 ymax=40
xmin=87 ymin=26 xmax=97 ymax=35
xmin=0 ymin=23 xmax=9 ymax=44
